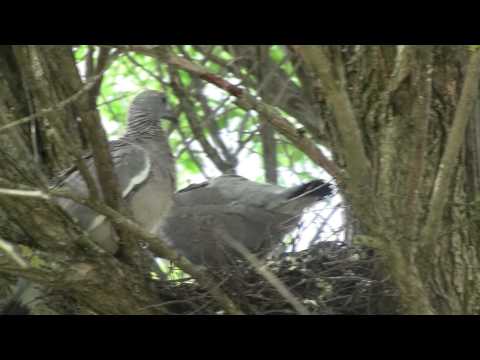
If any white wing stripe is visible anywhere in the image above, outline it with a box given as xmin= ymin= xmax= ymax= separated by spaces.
xmin=87 ymin=215 xmax=106 ymax=231
xmin=122 ymin=148 xmax=151 ymax=198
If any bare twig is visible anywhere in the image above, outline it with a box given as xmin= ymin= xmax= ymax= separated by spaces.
xmin=169 ymin=67 xmax=236 ymax=173
xmin=0 ymin=237 xmax=29 ymax=269
xmin=175 ymin=126 xmax=210 ymax=179
xmin=0 ymin=187 xmax=50 ymax=200
xmin=217 ymin=227 xmax=310 ymax=315
xmin=309 ymin=202 xmax=343 ymax=247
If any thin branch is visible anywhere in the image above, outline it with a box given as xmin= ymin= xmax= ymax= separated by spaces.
xmin=192 ymin=78 xmax=237 ymax=166
xmin=309 ymin=202 xmax=343 ymax=247
xmin=90 ymin=47 xmax=117 ymax=104
xmin=0 ymin=187 xmax=50 ymax=200
xmin=170 ymin=67 xmax=235 ymax=173
xmin=236 ymin=94 xmax=340 ymax=178
xmin=234 ymin=126 xmax=259 ymax=157
xmin=0 ymin=237 xmax=29 ymax=269
xmin=125 ymin=53 xmax=165 ymax=84
xmin=175 ymin=126 xmax=210 ymax=179
xmin=106 ymin=45 xmax=340 ymax=178
xmin=217 ymin=227 xmax=310 ymax=315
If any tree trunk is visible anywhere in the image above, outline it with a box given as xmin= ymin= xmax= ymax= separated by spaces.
xmin=298 ymin=45 xmax=480 ymax=314
xmin=0 ymin=45 xmax=162 ymax=314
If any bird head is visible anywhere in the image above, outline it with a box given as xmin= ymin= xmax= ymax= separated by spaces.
xmin=128 ymin=90 xmax=177 ymax=125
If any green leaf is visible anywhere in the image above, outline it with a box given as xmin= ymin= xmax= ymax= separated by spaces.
xmin=179 ymin=70 xmax=192 ymax=87
xmin=270 ymin=45 xmax=286 ymax=64
xmin=206 ymin=61 xmax=220 ymax=73
xmin=74 ymin=46 xmax=88 ymax=61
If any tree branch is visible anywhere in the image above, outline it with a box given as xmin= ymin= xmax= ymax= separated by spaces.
xmin=106 ymin=45 xmax=340 ymax=179
xmin=421 ymin=48 xmax=480 ymax=247
xmin=218 ymin=228 xmax=310 ymax=315
xmin=293 ymin=46 xmax=371 ymax=189
xmin=0 ymin=236 xmax=29 ymax=269
xmin=169 ymin=67 xmax=236 ymax=173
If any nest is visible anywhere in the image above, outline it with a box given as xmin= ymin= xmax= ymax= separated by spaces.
xmin=153 ymin=241 xmax=400 ymax=315
xmin=1 ymin=241 xmax=400 ymax=315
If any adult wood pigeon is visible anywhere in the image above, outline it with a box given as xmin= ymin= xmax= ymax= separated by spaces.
xmin=52 ymin=90 xmax=176 ymax=253
xmin=160 ymin=175 xmax=333 ymax=267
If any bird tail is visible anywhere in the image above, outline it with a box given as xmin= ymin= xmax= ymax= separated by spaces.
xmin=269 ymin=179 xmax=334 ymax=214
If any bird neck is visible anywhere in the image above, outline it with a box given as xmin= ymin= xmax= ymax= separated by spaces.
xmin=124 ymin=115 xmax=165 ymax=140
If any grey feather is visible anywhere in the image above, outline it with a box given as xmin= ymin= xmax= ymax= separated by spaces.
xmin=52 ymin=90 xmax=176 ymax=253
xmin=161 ymin=175 xmax=333 ymax=266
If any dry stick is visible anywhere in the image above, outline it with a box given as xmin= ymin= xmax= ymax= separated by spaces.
xmin=0 ymin=236 xmax=29 ymax=269
xmin=106 ymin=45 xmax=339 ymax=179
xmin=421 ymin=49 xmax=480 ymax=248
xmin=216 ymin=227 xmax=310 ymax=315
xmin=0 ymin=188 xmax=50 ymax=200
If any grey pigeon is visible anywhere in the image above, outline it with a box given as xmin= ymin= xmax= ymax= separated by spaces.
xmin=53 ymin=90 xmax=176 ymax=253
xmin=160 ymin=175 xmax=333 ymax=267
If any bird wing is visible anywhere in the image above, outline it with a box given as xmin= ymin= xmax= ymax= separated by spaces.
xmin=163 ymin=175 xmax=291 ymax=266
xmin=51 ymin=139 xmax=151 ymax=199
xmin=163 ymin=175 xmax=333 ymax=266
xmin=51 ymin=140 xmax=151 ymax=231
